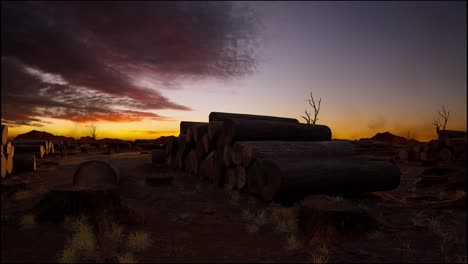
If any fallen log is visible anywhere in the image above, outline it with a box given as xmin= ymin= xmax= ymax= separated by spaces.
xmin=439 ymin=148 xmax=452 ymax=161
xmin=246 ymin=160 xmax=263 ymax=195
xmin=225 ymin=168 xmax=237 ymax=190
xmin=1 ymin=155 xmax=6 ymax=178
xmin=438 ymin=130 xmax=467 ymax=141
xmin=152 ymin=150 xmax=165 ymax=164
xmin=223 ymin=145 xmax=233 ymax=167
xmin=13 ymin=145 xmax=45 ymax=159
xmin=1 ymin=125 xmax=7 ymax=145
xmin=195 ymin=140 xmax=206 ymax=160
xmin=202 ymin=133 xmax=212 ymax=153
xmin=6 ymin=155 xmax=13 ymax=175
xmin=209 ymin=112 xmax=299 ymax=123
xmin=165 ymin=137 xmax=179 ymax=157
xmin=235 ymin=141 xmax=356 ymax=167
xmin=236 ymin=166 xmax=247 ymax=190
xmin=12 ymin=154 xmax=36 ymax=172
xmin=192 ymin=124 xmax=208 ymax=144
xmin=4 ymin=142 xmax=13 ymax=157
xmin=187 ymin=150 xmax=199 ymax=176
xmin=73 ymin=160 xmax=120 ymax=187
xmin=257 ymin=157 xmax=401 ymax=201
xmin=204 ymin=151 xmax=225 ymax=186
xmin=223 ymin=119 xmax=331 ymax=145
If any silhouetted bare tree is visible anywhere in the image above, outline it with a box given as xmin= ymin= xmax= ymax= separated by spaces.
xmin=432 ymin=106 xmax=450 ymax=135
xmin=90 ymin=123 xmax=97 ymax=140
xmin=301 ymin=92 xmax=321 ymax=125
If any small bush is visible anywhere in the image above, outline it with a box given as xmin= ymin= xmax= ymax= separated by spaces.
xmin=107 ymin=222 xmax=124 ymax=242
xmin=116 ymin=252 xmax=138 ymax=263
xmin=241 ymin=209 xmax=254 ymax=222
xmin=127 ymin=231 xmax=151 ymax=252
xmin=246 ymin=223 xmax=259 ymax=234
xmin=311 ymin=244 xmax=329 ymax=263
xmin=284 ymin=233 xmax=302 ymax=251
xmin=19 ymin=214 xmax=36 ymax=229
xmin=57 ymin=245 xmax=78 ymax=263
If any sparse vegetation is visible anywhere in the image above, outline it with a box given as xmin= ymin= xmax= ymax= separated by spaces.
xmin=409 ymin=212 xmax=426 ymax=227
xmin=58 ymin=219 xmax=96 ymax=263
xmin=246 ymin=223 xmax=259 ymax=234
xmin=302 ymin=92 xmax=321 ymax=125
xmin=116 ymin=252 xmax=138 ymax=263
xmin=19 ymin=214 xmax=36 ymax=229
xmin=432 ymin=105 xmax=450 ymax=135
xmin=455 ymin=190 xmax=466 ymax=199
xmin=126 ymin=231 xmax=152 ymax=252
xmin=14 ymin=190 xmax=32 ymax=200
xmin=107 ymin=222 xmax=124 ymax=242
xmin=228 ymin=190 xmax=240 ymax=205
xmin=284 ymin=233 xmax=302 ymax=251
xmin=241 ymin=208 xmax=255 ymax=222
xmin=310 ymin=243 xmax=330 ymax=264
xmin=254 ymin=209 xmax=268 ymax=226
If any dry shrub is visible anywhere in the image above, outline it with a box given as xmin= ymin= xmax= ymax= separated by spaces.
xmin=127 ymin=231 xmax=151 ymax=252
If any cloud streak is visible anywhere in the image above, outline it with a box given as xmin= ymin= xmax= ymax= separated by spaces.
xmin=1 ymin=1 xmax=260 ymax=126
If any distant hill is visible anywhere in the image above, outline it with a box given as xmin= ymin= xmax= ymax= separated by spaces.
xmin=360 ymin=131 xmax=419 ymax=145
xmin=15 ymin=130 xmax=76 ymax=142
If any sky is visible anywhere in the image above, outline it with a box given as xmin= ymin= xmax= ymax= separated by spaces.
xmin=1 ymin=1 xmax=466 ymax=141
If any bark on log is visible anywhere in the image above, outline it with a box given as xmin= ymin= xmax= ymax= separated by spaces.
xmin=236 ymin=166 xmax=247 ymax=190
xmin=12 ymin=154 xmax=36 ymax=172
xmin=180 ymin=121 xmax=207 ymax=135
xmin=1 ymin=125 xmax=7 ymax=145
xmin=235 ymin=141 xmax=356 ymax=167
xmin=73 ymin=160 xmax=120 ymax=187
xmin=178 ymin=134 xmax=187 ymax=152
xmin=6 ymin=155 xmax=13 ymax=175
xmin=192 ymin=124 xmax=208 ymax=144
xmin=209 ymin=112 xmax=299 ymax=124
xmin=13 ymin=145 xmax=45 ymax=159
xmin=225 ymin=168 xmax=237 ymax=190
xmin=445 ymin=137 xmax=466 ymax=148
xmin=4 ymin=142 xmax=13 ymax=157
xmin=195 ymin=140 xmax=206 ymax=160
xmin=1 ymin=155 xmax=6 ymax=178
xmin=299 ymin=195 xmax=377 ymax=240
xmin=185 ymin=127 xmax=194 ymax=143
xmin=231 ymin=143 xmax=243 ymax=166
xmin=204 ymin=151 xmax=225 ymax=186
xmin=208 ymin=121 xmax=224 ymax=141
xmin=187 ymin=150 xmax=199 ymax=176
xmin=152 ymin=150 xmax=165 ymax=164
xmin=202 ymin=133 xmax=212 ymax=153
xmin=0 ymin=144 xmax=3 ymax=157
xmin=439 ymin=148 xmax=452 ymax=161
xmin=165 ymin=137 xmax=179 ymax=157
xmin=223 ymin=119 xmax=331 ymax=145
xmin=257 ymin=157 xmax=401 ymax=201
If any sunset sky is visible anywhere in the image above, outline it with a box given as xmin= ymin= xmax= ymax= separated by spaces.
xmin=1 ymin=1 xmax=466 ymax=141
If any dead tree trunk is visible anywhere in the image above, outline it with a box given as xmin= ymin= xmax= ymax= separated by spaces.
xmin=209 ymin=112 xmax=299 ymax=123
xmin=223 ymin=119 xmax=331 ymax=145
xmin=257 ymin=157 xmax=401 ymax=201
xmin=234 ymin=141 xmax=356 ymax=167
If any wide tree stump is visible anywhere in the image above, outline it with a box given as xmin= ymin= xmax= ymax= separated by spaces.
xmin=73 ymin=160 xmax=120 ymax=187
xmin=31 ymin=185 xmax=123 ymax=223
xmin=299 ymin=195 xmax=377 ymax=241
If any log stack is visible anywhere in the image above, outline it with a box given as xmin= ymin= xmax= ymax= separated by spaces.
xmin=398 ymin=130 xmax=467 ymax=163
xmin=1 ymin=125 xmax=15 ymax=177
xmin=165 ymin=112 xmax=401 ymax=202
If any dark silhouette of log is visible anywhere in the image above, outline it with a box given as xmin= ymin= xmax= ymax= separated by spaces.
xmin=208 ymin=121 xmax=224 ymax=140
xmin=1 ymin=125 xmax=7 ymax=145
xmin=187 ymin=150 xmax=199 ymax=175
xmin=439 ymin=148 xmax=452 ymax=161
xmin=178 ymin=134 xmax=187 ymax=152
xmin=192 ymin=124 xmax=208 ymax=143
xmin=165 ymin=137 xmax=179 ymax=157
xmin=223 ymin=119 xmax=331 ymax=145
xmin=12 ymin=139 xmax=49 ymax=148
xmin=152 ymin=150 xmax=165 ymax=164
xmin=73 ymin=160 xmax=120 ymax=187
xmin=13 ymin=145 xmax=45 ymax=159
xmin=180 ymin=121 xmax=207 ymax=135
xmin=223 ymin=145 xmax=233 ymax=167
xmin=204 ymin=151 xmax=225 ymax=186
xmin=185 ymin=127 xmax=194 ymax=143
xmin=202 ymin=133 xmax=213 ymax=153
xmin=234 ymin=141 xmax=356 ymax=167
xmin=247 ymin=160 xmax=262 ymax=194
xmin=12 ymin=154 xmax=36 ymax=172
xmin=195 ymin=140 xmax=206 ymax=160
xmin=236 ymin=166 xmax=247 ymax=190
xmin=257 ymin=157 xmax=401 ymax=201
xmin=1 ymin=155 xmax=6 ymax=178
xmin=209 ymin=112 xmax=299 ymax=123
xmin=438 ymin=130 xmax=466 ymax=141
xmin=299 ymin=195 xmax=377 ymax=240
xmin=225 ymin=168 xmax=237 ymax=190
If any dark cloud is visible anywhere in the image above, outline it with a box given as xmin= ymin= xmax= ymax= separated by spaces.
xmin=1 ymin=1 xmax=260 ymax=125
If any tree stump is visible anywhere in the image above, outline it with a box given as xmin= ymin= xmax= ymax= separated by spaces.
xmin=73 ymin=160 xmax=120 ymax=187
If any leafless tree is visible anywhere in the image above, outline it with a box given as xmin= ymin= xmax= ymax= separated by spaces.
xmin=432 ymin=106 xmax=450 ymax=135
xmin=90 ymin=123 xmax=97 ymax=140
xmin=301 ymin=92 xmax=321 ymax=125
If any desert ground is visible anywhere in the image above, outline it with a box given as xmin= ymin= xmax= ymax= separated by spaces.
xmin=1 ymin=147 xmax=466 ymax=263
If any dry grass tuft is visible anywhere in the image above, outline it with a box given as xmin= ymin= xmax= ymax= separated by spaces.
xmin=229 ymin=191 xmax=240 ymax=206
xmin=455 ymin=190 xmax=466 ymax=199
xmin=241 ymin=208 xmax=254 ymax=222
xmin=246 ymin=223 xmax=259 ymax=234
xmin=409 ymin=212 xmax=426 ymax=227
xmin=107 ymin=222 xmax=124 ymax=242
xmin=310 ymin=243 xmax=329 ymax=263
xmin=57 ymin=245 xmax=78 ymax=263
xmin=19 ymin=214 xmax=36 ymax=229
xmin=254 ymin=209 xmax=268 ymax=226
xmin=116 ymin=252 xmax=138 ymax=263
xmin=126 ymin=231 xmax=152 ymax=252
xmin=14 ymin=190 xmax=32 ymax=200
xmin=58 ymin=220 xmax=96 ymax=262
xmin=284 ymin=233 xmax=302 ymax=251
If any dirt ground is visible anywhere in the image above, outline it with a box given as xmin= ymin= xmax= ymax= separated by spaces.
xmin=1 ymin=150 xmax=467 ymax=263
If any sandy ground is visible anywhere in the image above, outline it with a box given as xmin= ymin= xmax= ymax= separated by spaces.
xmin=1 ymin=150 xmax=466 ymax=263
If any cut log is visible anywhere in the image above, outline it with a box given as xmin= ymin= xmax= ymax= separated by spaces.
xmin=73 ymin=160 xmax=120 ymax=187
xmin=299 ymin=195 xmax=377 ymax=240
xmin=202 ymin=133 xmax=212 ymax=153
xmin=192 ymin=124 xmax=208 ymax=144
xmin=223 ymin=119 xmax=331 ymax=145
xmin=236 ymin=166 xmax=247 ymax=190
xmin=247 ymin=160 xmax=263 ymax=195
xmin=12 ymin=154 xmax=36 ymax=172
xmin=439 ymin=148 xmax=452 ymax=161
xmin=184 ymin=152 xmax=191 ymax=172
xmin=185 ymin=150 xmax=199 ymax=176
xmin=438 ymin=130 xmax=467 ymax=141
xmin=165 ymin=137 xmax=179 ymax=157
xmin=236 ymin=141 xmax=356 ymax=167
xmin=4 ymin=142 xmax=13 ymax=157
xmin=257 ymin=157 xmax=401 ymax=201
xmin=209 ymin=112 xmax=299 ymax=124
xmin=13 ymin=145 xmax=45 ymax=159
xmin=223 ymin=145 xmax=233 ymax=167
xmin=6 ymin=154 xmax=13 ymax=175
xmin=0 ymin=144 xmax=3 ymax=157
xmin=178 ymin=134 xmax=187 ymax=152
xmin=152 ymin=150 xmax=165 ymax=164
xmin=225 ymin=168 xmax=237 ymax=190
xmin=180 ymin=121 xmax=207 ymax=135
xmin=185 ymin=127 xmax=194 ymax=143
xmin=208 ymin=121 xmax=224 ymax=141
xmin=195 ymin=140 xmax=206 ymax=160
xmin=1 ymin=125 xmax=7 ymax=145
xmin=12 ymin=139 xmax=48 ymax=148
xmin=204 ymin=151 xmax=225 ymax=186
xmin=1 ymin=155 xmax=6 ymax=178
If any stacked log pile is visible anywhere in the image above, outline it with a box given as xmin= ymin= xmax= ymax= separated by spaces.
xmin=165 ymin=112 xmax=401 ymax=202
xmin=398 ymin=130 xmax=467 ymax=162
